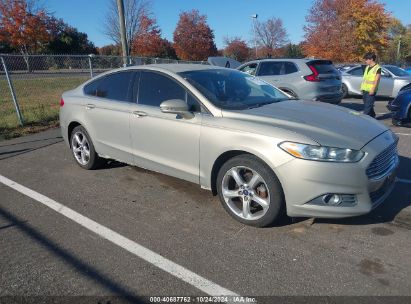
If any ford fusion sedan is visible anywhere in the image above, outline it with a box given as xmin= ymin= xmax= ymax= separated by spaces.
xmin=60 ymin=64 xmax=399 ymax=227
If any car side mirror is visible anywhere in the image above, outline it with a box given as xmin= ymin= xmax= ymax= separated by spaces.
xmin=160 ymin=99 xmax=194 ymax=119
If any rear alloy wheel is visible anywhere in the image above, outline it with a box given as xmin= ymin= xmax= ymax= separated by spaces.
xmin=217 ymin=155 xmax=285 ymax=227
xmin=70 ymin=125 xmax=102 ymax=170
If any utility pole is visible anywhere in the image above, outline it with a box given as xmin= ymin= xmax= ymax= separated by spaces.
xmin=117 ymin=0 xmax=128 ymax=67
xmin=251 ymin=14 xmax=258 ymax=59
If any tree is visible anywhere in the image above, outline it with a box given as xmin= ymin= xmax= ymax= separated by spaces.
xmin=103 ymin=0 xmax=151 ymax=55
xmin=283 ymin=43 xmax=304 ymax=58
xmin=47 ymin=18 xmax=97 ymax=54
xmin=223 ymin=37 xmax=250 ymax=62
xmin=173 ymin=9 xmax=217 ymax=60
xmin=131 ymin=14 xmax=166 ymax=57
xmin=0 ymin=0 xmax=52 ymax=55
xmin=303 ymin=0 xmax=392 ymax=62
xmin=380 ymin=18 xmax=409 ymax=64
xmin=98 ymin=44 xmax=121 ymax=56
xmin=403 ymin=25 xmax=411 ymax=65
xmin=253 ymin=17 xmax=288 ymax=57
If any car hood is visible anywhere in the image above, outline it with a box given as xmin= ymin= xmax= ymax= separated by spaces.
xmin=222 ymin=100 xmax=388 ymax=150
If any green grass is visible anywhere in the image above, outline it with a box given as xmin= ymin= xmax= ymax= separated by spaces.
xmin=0 ymin=76 xmax=88 ymax=138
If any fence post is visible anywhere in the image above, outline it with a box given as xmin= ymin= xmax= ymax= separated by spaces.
xmin=88 ymin=54 xmax=94 ymax=78
xmin=1 ymin=56 xmax=24 ymax=127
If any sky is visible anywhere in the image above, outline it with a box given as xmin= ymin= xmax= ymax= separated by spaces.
xmin=46 ymin=0 xmax=411 ymax=49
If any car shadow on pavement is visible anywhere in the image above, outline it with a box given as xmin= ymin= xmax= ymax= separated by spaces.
xmin=96 ymin=160 xmax=127 ymax=170
xmin=0 ymin=137 xmax=63 ymax=161
xmin=0 ymin=206 xmax=148 ymax=303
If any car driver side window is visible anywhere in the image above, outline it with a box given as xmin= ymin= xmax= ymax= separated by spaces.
xmin=137 ymin=71 xmax=202 ymax=112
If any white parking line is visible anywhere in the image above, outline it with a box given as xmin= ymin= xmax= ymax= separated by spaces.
xmin=395 ymin=133 xmax=411 ymax=136
xmin=397 ymin=178 xmax=411 ymax=184
xmin=0 ymin=174 xmax=238 ymax=297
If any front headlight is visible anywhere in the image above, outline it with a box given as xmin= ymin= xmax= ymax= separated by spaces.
xmin=279 ymin=142 xmax=365 ymax=162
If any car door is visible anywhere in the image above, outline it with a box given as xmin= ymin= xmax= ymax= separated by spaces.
xmin=378 ymin=68 xmax=394 ymax=97
xmin=82 ymin=71 xmax=135 ymax=164
xmin=129 ymin=70 xmax=202 ymax=184
xmin=345 ymin=66 xmax=364 ymax=95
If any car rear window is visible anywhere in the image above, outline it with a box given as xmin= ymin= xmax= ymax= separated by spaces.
xmin=307 ymin=60 xmax=338 ymax=74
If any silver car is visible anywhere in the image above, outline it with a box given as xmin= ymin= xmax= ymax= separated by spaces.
xmin=60 ymin=64 xmax=399 ymax=227
xmin=237 ymin=58 xmax=343 ymax=104
xmin=341 ymin=65 xmax=411 ymax=98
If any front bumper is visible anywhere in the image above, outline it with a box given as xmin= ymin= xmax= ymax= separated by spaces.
xmin=274 ymin=132 xmax=398 ymax=218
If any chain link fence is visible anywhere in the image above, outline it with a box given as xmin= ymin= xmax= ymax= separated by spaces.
xmin=0 ymin=54 xmax=207 ymax=135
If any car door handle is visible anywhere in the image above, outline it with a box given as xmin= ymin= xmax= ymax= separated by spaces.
xmin=85 ymin=104 xmax=95 ymax=110
xmin=132 ymin=111 xmax=147 ymax=117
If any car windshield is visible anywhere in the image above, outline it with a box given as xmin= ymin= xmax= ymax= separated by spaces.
xmin=179 ymin=69 xmax=290 ymax=110
xmin=384 ymin=66 xmax=409 ymax=77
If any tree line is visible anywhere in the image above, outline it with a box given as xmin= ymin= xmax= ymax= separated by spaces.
xmin=1 ymin=0 xmax=410 ymax=64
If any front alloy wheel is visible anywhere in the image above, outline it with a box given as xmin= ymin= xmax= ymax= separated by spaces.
xmin=217 ymin=155 xmax=285 ymax=227
xmin=221 ymin=166 xmax=270 ymax=221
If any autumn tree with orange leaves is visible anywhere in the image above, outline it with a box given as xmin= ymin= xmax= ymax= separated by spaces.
xmin=131 ymin=14 xmax=175 ymax=58
xmin=303 ymin=0 xmax=392 ymax=62
xmin=223 ymin=37 xmax=250 ymax=62
xmin=0 ymin=0 xmax=52 ymax=55
xmin=173 ymin=10 xmax=217 ymax=61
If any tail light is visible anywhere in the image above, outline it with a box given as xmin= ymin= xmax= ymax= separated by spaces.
xmin=60 ymin=98 xmax=65 ymax=107
xmin=304 ymin=65 xmax=320 ymax=82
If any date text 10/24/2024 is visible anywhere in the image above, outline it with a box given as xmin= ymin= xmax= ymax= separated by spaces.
xmin=149 ymin=296 xmax=257 ymax=303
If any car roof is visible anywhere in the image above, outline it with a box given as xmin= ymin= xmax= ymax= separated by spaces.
xmin=121 ymin=63 xmax=221 ymax=74
xmin=242 ymin=58 xmax=325 ymax=63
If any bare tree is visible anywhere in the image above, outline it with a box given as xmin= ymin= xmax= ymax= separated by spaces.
xmin=103 ymin=0 xmax=151 ymax=54
xmin=254 ymin=17 xmax=288 ymax=56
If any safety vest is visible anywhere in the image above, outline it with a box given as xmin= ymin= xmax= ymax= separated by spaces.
xmin=361 ymin=64 xmax=381 ymax=92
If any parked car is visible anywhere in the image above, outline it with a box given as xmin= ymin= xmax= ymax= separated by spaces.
xmin=60 ymin=64 xmax=398 ymax=227
xmin=236 ymin=58 xmax=343 ymax=104
xmin=207 ymin=56 xmax=241 ymax=69
xmin=336 ymin=64 xmax=358 ymax=73
xmin=341 ymin=65 xmax=411 ymax=98
xmin=387 ymin=88 xmax=411 ymax=126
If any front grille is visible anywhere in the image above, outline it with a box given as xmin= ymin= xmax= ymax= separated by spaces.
xmin=369 ymin=173 xmax=396 ymax=206
xmin=366 ymin=140 xmax=399 ymax=180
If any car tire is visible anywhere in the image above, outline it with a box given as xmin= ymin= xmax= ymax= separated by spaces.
xmin=70 ymin=125 xmax=103 ymax=170
xmin=216 ymin=154 xmax=285 ymax=227
xmin=392 ymin=118 xmax=403 ymax=127
xmin=342 ymin=84 xmax=348 ymax=99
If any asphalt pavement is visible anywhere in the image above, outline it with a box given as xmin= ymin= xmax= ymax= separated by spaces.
xmin=0 ymin=97 xmax=410 ymax=303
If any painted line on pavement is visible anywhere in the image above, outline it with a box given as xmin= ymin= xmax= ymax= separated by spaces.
xmin=397 ymin=178 xmax=411 ymax=184
xmin=0 ymin=174 xmax=238 ymax=297
xmin=395 ymin=133 xmax=411 ymax=136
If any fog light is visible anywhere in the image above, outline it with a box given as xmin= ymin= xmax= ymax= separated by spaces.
xmin=323 ymin=194 xmax=342 ymax=205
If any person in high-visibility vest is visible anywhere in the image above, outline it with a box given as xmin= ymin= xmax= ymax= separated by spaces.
xmin=361 ymin=52 xmax=381 ymax=118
